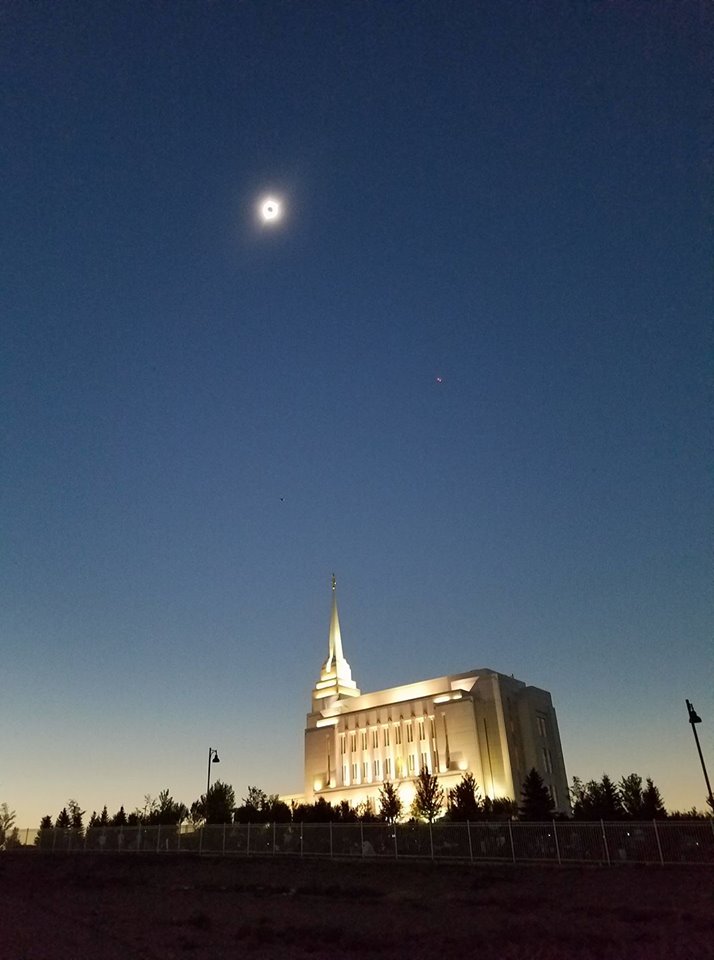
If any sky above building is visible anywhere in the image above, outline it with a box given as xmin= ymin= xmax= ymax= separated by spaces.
xmin=2 ymin=1 xmax=711 ymax=826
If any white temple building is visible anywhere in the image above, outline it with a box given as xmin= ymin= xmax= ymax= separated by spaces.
xmin=303 ymin=578 xmax=570 ymax=813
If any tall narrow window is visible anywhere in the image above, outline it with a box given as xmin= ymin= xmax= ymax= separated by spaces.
xmin=351 ymin=763 xmax=358 ymax=781
xmin=350 ymin=733 xmax=357 ymax=752
xmin=384 ymin=728 xmax=391 ymax=747
xmin=542 ymin=747 xmax=553 ymax=773
xmin=551 ymin=784 xmax=558 ymax=807
xmin=418 ymin=720 xmax=425 ymax=741
xmin=406 ymin=724 xmax=414 ymax=743
xmin=407 ymin=754 xmax=416 ymax=773
xmin=537 ymin=715 xmax=547 ymax=738
xmin=343 ymin=765 xmax=348 ymax=784
xmin=420 ymin=751 xmax=428 ymax=771
xmin=384 ymin=757 xmax=392 ymax=777
xmin=339 ymin=734 xmax=346 ymax=755
xmin=362 ymin=761 xmax=369 ymax=780
xmin=361 ymin=731 xmax=368 ymax=750
xmin=372 ymin=729 xmax=379 ymax=749
xmin=373 ymin=759 xmax=381 ymax=779
xmin=395 ymin=758 xmax=403 ymax=779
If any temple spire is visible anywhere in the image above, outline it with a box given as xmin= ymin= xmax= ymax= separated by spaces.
xmin=327 ymin=574 xmax=344 ymax=666
xmin=311 ymin=575 xmax=360 ymax=709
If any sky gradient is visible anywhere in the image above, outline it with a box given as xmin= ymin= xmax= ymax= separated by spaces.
xmin=2 ymin=0 xmax=712 ymax=826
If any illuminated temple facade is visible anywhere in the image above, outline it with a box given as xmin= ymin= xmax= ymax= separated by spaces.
xmin=304 ymin=580 xmax=570 ymax=813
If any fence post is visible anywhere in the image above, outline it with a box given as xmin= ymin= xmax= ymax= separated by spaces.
xmin=329 ymin=821 xmax=333 ymax=859
xmin=273 ymin=822 xmax=276 ymax=855
xmin=507 ymin=819 xmax=516 ymax=863
xmin=652 ymin=819 xmax=664 ymax=865
xmin=600 ymin=820 xmax=611 ymax=866
xmin=393 ymin=824 xmax=398 ymax=860
xmin=360 ymin=821 xmax=364 ymax=857
xmin=552 ymin=820 xmax=561 ymax=865
xmin=429 ymin=822 xmax=434 ymax=860
xmin=300 ymin=821 xmax=304 ymax=858
xmin=246 ymin=822 xmax=251 ymax=857
xmin=467 ymin=821 xmax=474 ymax=863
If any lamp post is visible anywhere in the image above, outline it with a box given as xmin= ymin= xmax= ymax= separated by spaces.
xmin=685 ymin=700 xmax=714 ymax=811
xmin=207 ymin=747 xmax=220 ymax=796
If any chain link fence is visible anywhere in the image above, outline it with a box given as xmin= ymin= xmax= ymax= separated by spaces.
xmin=7 ymin=819 xmax=713 ymax=865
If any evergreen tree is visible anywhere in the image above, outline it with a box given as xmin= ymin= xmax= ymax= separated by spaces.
xmin=619 ymin=774 xmax=644 ymax=818
xmin=88 ymin=811 xmax=100 ymax=828
xmin=519 ymin=768 xmax=555 ymax=821
xmin=99 ymin=805 xmax=110 ymax=826
xmin=378 ymin=780 xmax=403 ymax=824
xmin=447 ymin=773 xmax=482 ymax=821
xmin=67 ymin=799 xmax=85 ymax=831
xmin=111 ymin=806 xmax=127 ymax=827
xmin=597 ymin=775 xmax=624 ymax=820
xmin=410 ymin=768 xmax=444 ymax=823
xmin=55 ymin=807 xmax=71 ymax=829
xmin=571 ymin=775 xmax=624 ymax=820
xmin=35 ymin=815 xmax=54 ymax=848
xmin=641 ymin=778 xmax=666 ymax=820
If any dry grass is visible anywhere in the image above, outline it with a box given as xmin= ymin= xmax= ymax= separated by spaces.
xmin=1 ymin=852 xmax=711 ymax=959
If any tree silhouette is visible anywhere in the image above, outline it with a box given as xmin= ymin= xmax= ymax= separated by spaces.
xmin=378 ymin=780 xmax=403 ymax=824
xmin=519 ymin=768 xmax=555 ymax=821
xmin=55 ymin=807 xmax=71 ymax=829
xmin=571 ymin=775 xmax=625 ymax=820
xmin=67 ymin=799 xmax=85 ymax=831
xmin=0 ymin=803 xmax=17 ymax=848
xmin=410 ymin=768 xmax=444 ymax=823
xmin=149 ymin=789 xmax=188 ymax=826
xmin=619 ymin=774 xmax=644 ymax=818
xmin=191 ymin=780 xmax=236 ymax=824
xmin=447 ymin=773 xmax=482 ymax=821
xmin=111 ymin=806 xmax=127 ymax=827
xmin=234 ymin=787 xmax=291 ymax=823
xmin=641 ymin=778 xmax=666 ymax=820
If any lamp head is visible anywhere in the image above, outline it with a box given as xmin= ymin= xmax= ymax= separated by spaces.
xmin=686 ymin=700 xmax=702 ymax=724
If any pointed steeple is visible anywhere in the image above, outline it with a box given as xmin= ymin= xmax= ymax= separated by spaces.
xmin=311 ymin=575 xmax=360 ymax=710
xmin=325 ymin=573 xmax=344 ymax=668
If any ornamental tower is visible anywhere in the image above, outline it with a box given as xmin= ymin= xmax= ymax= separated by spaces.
xmin=311 ymin=575 xmax=361 ymax=711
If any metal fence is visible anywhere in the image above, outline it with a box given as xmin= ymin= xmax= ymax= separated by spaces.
xmin=6 ymin=820 xmax=713 ymax=865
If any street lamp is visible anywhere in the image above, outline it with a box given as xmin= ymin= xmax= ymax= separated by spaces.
xmin=685 ymin=700 xmax=714 ymax=811
xmin=207 ymin=747 xmax=220 ymax=796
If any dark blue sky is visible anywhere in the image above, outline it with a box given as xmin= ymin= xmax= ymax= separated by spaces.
xmin=2 ymin=1 xmax=711 ymax=823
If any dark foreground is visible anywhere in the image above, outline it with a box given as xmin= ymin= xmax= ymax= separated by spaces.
xmin=1 ymin=853 xmax=711 ymax=959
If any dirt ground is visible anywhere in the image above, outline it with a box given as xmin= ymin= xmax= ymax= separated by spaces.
xmin=0 ymin=852 xmax=711 ymax=960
